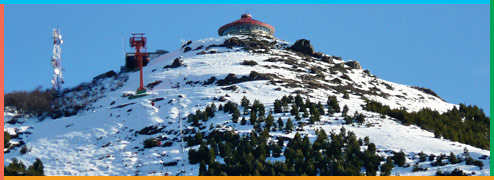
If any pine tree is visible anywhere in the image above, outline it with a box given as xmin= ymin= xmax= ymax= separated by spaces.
xmin=290 ymin=104 xmax=299 ymax=116
xmin=272 ymin=143 xmax=282 ymax=157
xmin=282 ymin=100 xmax=289 ymax=113
xmin=27 ymin=158 xmax=44 ymax=176
xmin=277 ymin=118 xmax=284 ymax=131
xmin=192 ymin=113 xmax=200 ymax=127
xmin=274 ymin=100 xmax=282 ymax=113
xmin=211 ymin=103 xmax=217 ymax=112
xmin=205 ymin=105 xmax=215 ymax=118
xmin=241 ymin=96 xmax=250 ymax=109
xmin=343 ymin=92 xmax=350 ymax=99
xmin=232 ymin=109 xmax=240 ymax=123
xmin=5 ymin=158 xmax=27 ymax=176
xmin=342 ymin=105 xmax=349 ymax=116
xmin=202 ymin=112 xmax=209 ymax=122
xmin=302 ymin=108 xmax=309 ymax=118
xmin=327 ymin=96 xmax=341 ymax=113
xmin=266 ymin=113 xmax=274 ymax=129
xmin=317 ymin=102 xmax=325 ymax=115
xmin=380 ymin=157 xmax=394 ymax=176
xmin=294 ymin=94 xmax=304 ymax=107
xmin=5 ymin=131 xmax=11 ymax=147
xmin=449 ymin=152 xmax=458 ymax=164
xmin=419 ymin=151 xmax=427 ymax=162
xmin=259 ymin=104 xmax=266 ymax=119
xmin=285 ymin=118 xmax=294 ymax=133
xmin=250 ymin=112 xmax=257 ymax=125
xmin=355 ymin=113 xmax=365 ymax=124
xmin=199 ymin=160 xmax=207 ymax=176
xmin=240 ymin=117 xmax=247 ymax=125
xmin=194 ymin=132 xmax=203 ymax=145
xmin=393 ymin=150 xmax=406 ymax=167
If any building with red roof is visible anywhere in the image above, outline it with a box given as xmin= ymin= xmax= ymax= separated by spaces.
xmin=218 ymin=14 xmax=275 ymax=36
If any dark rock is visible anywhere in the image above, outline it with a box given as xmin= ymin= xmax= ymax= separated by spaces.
xmin=203 ymin=77 xmax=217 ymax=85
xmin=216 ymin=71 xmax=276 ymax=86
xmin=110 ymin=102 xmax=135 ymax=109
xmin=150 ymin=97 xmax=165 ymax=102
xmin=224 ymin=37 xmax=243 ymax=47
xmin=345 ymin=60 xmax=362 ymax=69
xmin=164 ymin=58 xmax=183 ymax=68
xmin=411 ymin=86 xmax=444 ymax=101
xmin=290 ymin=39 xmax=315 ymax=55
xmin=321 ymin=56 xmax=333 ymax=64
xmin=221 ymin=85 xmax=238 ymax=91
xmin=363 ymin=69 xmax=371 ymax=75
xmin=138 ymin=125 xmax=165 ymax=135
xmin=146 ymin=80 xmax=162 ymax=90
xmin=240 ymin=60 xmax=258 ymax=66
xmin=183 ymin=46 xmax=192 ymax=53
xmin=93 ymin=70 xmax=117 ymax=81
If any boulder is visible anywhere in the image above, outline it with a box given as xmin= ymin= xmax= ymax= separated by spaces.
xmin=163 ymin=58 xmax=183 ymax=68
xmin=290 ymin=39 xmax=315 ymax=55
xmin=345 ymin=60 xmax=362 ymax=69
xmin=224 ymin=37 xmax=243 ymax=47
xmin=183 ymin=46 xmax=192 ymax=53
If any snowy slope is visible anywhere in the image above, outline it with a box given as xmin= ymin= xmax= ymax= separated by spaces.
xmin=4 ymin=35 xmax=489 ymax=176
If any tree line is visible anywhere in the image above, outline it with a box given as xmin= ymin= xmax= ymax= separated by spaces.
xmin=364 ymin=100 xmax=489 ymax=150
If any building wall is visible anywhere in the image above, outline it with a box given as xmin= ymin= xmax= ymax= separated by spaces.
xmin=221 ymin=24 xmax=273 ymax=36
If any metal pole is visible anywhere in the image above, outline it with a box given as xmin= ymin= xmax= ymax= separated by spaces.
xmin=179 ymin=108 xmax=186 ymax=176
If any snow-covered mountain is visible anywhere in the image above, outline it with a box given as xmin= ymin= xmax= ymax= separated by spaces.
xmin=4 ymin=35 xmax=490 ymax=176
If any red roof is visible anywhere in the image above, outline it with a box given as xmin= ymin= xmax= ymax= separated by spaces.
xmin=218 ymin=14 xmax=275 ymax=36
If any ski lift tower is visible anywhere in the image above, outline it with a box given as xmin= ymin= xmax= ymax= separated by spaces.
xmin=51 ymin=28 xmax=64 ymax=92
xmin=128 ymin=33 xmax=148 ymax=99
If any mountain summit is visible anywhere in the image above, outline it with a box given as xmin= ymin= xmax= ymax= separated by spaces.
xmin=4 ymin=35 xmax=490 ymax=176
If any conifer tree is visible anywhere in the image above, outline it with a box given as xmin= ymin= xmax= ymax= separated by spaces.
xmin=449 ymin=152 xmax=458 ymax=164
xmin=266 ymin=113 xmax=274 ymax=129
xmin=240 ymin=117 xmax=247 ymax=125
xmin=290 ymin=104 xmax=299 ymax=116
xmin=285 ymin=118 xmax=294 ymax=133
xmin=393 ymin=150 xmax=406 ymax=167
xmin=241 ymin=96 xmax=250 ymax=109
xmin=250 ymin=111 xmax=257 ymax=125
xmin=380 ymin=157 xmax=394 ymax=176
xmin=232 ymin=109 xmax=240 ymax=123
xmin=274 ymin=100 xmax=282 ymax=113
xmin=277 ymin=118 xmax=284 ymax=131
xmin=342 ymin=105 xmax=349 ymax=116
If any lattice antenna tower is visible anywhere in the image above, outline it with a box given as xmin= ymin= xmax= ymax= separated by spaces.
xmin=51 ymin=28 xmax=64 ymax=91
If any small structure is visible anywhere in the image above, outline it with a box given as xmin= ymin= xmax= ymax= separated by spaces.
xmin=218 ymin=14 xmax=275 ymax=36
xmin=124 ymin=50 xmax=168 ymax=71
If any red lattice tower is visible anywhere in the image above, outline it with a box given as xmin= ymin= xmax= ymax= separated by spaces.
xmin=129 ymin=33 xmax=148 ymax=92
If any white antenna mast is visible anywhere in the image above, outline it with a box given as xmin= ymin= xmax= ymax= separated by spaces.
xmin=179 ymin=108 xmax=186 ymax=176
xmin=51 ymin=27 xmax=64 ymax=92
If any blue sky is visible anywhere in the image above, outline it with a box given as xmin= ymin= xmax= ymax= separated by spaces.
xmin=4 ymin=4 xmax=490 ymax=115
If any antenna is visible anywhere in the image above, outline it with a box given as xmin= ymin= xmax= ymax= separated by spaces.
xmin=51 ymin=27 xmax=64 ymax=92
xmin=179 ymin=107 xmax=186 ymax=176
xmin=243 ymin=8 xmax=251 ymax=15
